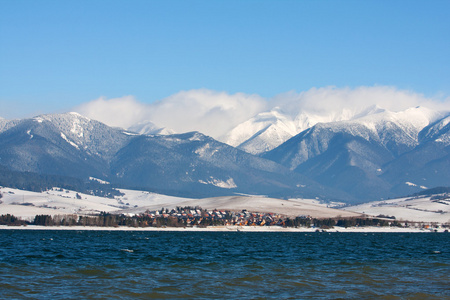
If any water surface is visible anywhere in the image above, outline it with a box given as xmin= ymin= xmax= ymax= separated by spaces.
xmin=0 ymin=230 xmax=448 ymax=299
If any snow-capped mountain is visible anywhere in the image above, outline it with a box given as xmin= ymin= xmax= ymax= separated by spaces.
xmin=109 ymin=131 xmax=347 ymax=199
xmin=32 ymin=112 xmax=130 ymax=159
xmin=263 ymin=106 xmax=450 ymax=201
xmin=220 ymin=108 xmax=298 ymax=154
xmin=1 ymin=107 xmax=449 ymax=203
xmin=419 ymin=114 xmax=450 ymax=145
xmin=379 ymin=114 xmax=450 ymax=196
xmin=0 ymin=112 xmax=129 ymax=179
xmin=220 ymin=105 xmax=390 ymax=155
xmin=266 ymin=106 xmax=444 ymax=169
xmin=0 ymin=113 xmax=349 ymax=201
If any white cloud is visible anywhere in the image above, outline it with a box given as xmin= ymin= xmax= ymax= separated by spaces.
xmin=74 ymin=86 xmax=449 ymax=139
xmin=75 ymin=89 xmax=267 ymax=138
xmin=271 ymin=86 xmax=449 ymax=118
xmin=76 ymin=95 xmax=150 ymax=129
xmin=147 ymin=89 xmax=267 ymax=137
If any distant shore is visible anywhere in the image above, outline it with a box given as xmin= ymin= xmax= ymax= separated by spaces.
xmin=1 ymin=225 xmax=447 ymax=233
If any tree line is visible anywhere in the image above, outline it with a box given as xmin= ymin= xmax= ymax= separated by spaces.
xmin=0 ymin=213 xmax=427 ymax=229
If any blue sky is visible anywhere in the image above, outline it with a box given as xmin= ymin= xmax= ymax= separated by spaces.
xmin=0 ymin=0 xmax=449 ymax=119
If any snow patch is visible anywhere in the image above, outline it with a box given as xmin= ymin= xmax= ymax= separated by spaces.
xmin=26 ymin=130 xmax=33 ymax=139
xmin=89 ymin=177 xmax=110 ymax=185
xmin=60 ymin=132 xmax=79 ymax=149
xmin=122 ymin=131 xmax=139 ymax=136
xmin=189 ymin=133 xmax=204 ymax=141
xmin=405 ymin=182 xmax=427 ymax=189
xmin=199 ymin=177 xmax=237 ymax=189
xmin=70 ymin=117 xmax=84 ymax=138
xmin=195 ymin=143 xmax=218 ymax=157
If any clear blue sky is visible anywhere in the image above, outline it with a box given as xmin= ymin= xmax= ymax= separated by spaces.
xmin=0 ymin=0 xmax=449 ymax=119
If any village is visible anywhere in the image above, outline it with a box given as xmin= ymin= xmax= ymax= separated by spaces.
xmin=143 ymin=206 xmax=311 ymax=227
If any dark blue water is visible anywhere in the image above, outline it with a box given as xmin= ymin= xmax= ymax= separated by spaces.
xmin=0 ymin=230 xmax=448 ymax=299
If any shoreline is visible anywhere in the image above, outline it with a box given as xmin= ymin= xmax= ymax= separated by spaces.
xmin=0 ymin=225 xmax=447 ymax=233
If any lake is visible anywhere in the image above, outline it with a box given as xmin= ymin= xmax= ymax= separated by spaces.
xmin=0 ymin=230 xmax=448 ymax=299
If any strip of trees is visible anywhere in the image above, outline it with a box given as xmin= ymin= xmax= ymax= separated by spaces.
xmin=0 ymin=212 xmax=437 ymax=229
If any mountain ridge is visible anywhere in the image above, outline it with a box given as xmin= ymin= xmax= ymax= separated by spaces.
xmin=1 ymin=106 xmax=449 ymax=203
xmin=263 ymin=106 xmax=450 ymax=200
xmin=0 ymin=113 xmax=352 ymax=201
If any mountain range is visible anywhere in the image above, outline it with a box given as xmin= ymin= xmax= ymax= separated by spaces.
xmin=0 ymin=105 xmax=449 ymax=203
xmin=264 ymin=106 xmax=450 ymax=200
xmin=0 ymin=112 xmax=346 ymax=201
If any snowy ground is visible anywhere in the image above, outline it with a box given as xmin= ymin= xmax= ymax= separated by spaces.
xmin=0 ymin=187 xmax=361 ymax=220
xmin=115 ymin=195 xmax=362 ymax=219
xmin=1 ymin=186 xmax=449 ymax=224
xmin=344 ymin=195 xmax=450 ymax=223
xmin=0 ymin=187 xmax=191 ymax=221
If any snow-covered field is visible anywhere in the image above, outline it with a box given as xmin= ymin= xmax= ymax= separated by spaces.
xmin=1 ymin=186 xmax=449 ymax=224
xmin=115 ymin=195 xmax=362 ymax=219
xmin=344 ymin=195 xmax=450 ymax=223
xmin=0 ymin=187 xmax=191 ymax=221
xmin=0 ymin=187 xmax=361 ymax=220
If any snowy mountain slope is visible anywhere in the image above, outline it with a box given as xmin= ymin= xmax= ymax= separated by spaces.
xmin=0 ymin=113 xmax=353 ymax=201
xmin=265 ymin=107 xmax=444 ymax=170
xmin=0 ymin=113 xmax=132 ymax=179
xmin=263 ymin=107 xmax=450 ymax=201
xmin=0 ymin=118 xmax=20 ymax=133
xmin=292 ymin=134 xmax=395 ymax=200
xmin=220 ymin=104 xmax=390 ymax=155
xmin=419 ymin=115 xmax=450 ymax=145
xmin=221 ymin=108 xmax=298 ymax=154
xmin=35 ymin=112 xmax=130 ymax=159
xmin=110 ymin=131 xmax=352 ymax=200
xmin=2 ymin=109 xmax=449 ymax=203
xmin=380 ymin=117 xmax=450 ymax=196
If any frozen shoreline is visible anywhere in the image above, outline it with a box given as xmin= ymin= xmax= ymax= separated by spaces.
xmin=1 ymin=225 xmax=447 ymax=233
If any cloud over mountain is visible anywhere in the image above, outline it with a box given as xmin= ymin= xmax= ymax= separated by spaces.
xmin=76 ymin=96 xmax=149 ymax=129
xmin=270 ymin=86 xmax=449 ymax=118
xmin=76 ymin=89 xmax=267 ymax=137
xmin=75 ymin=86 xmax=449 ymax=139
